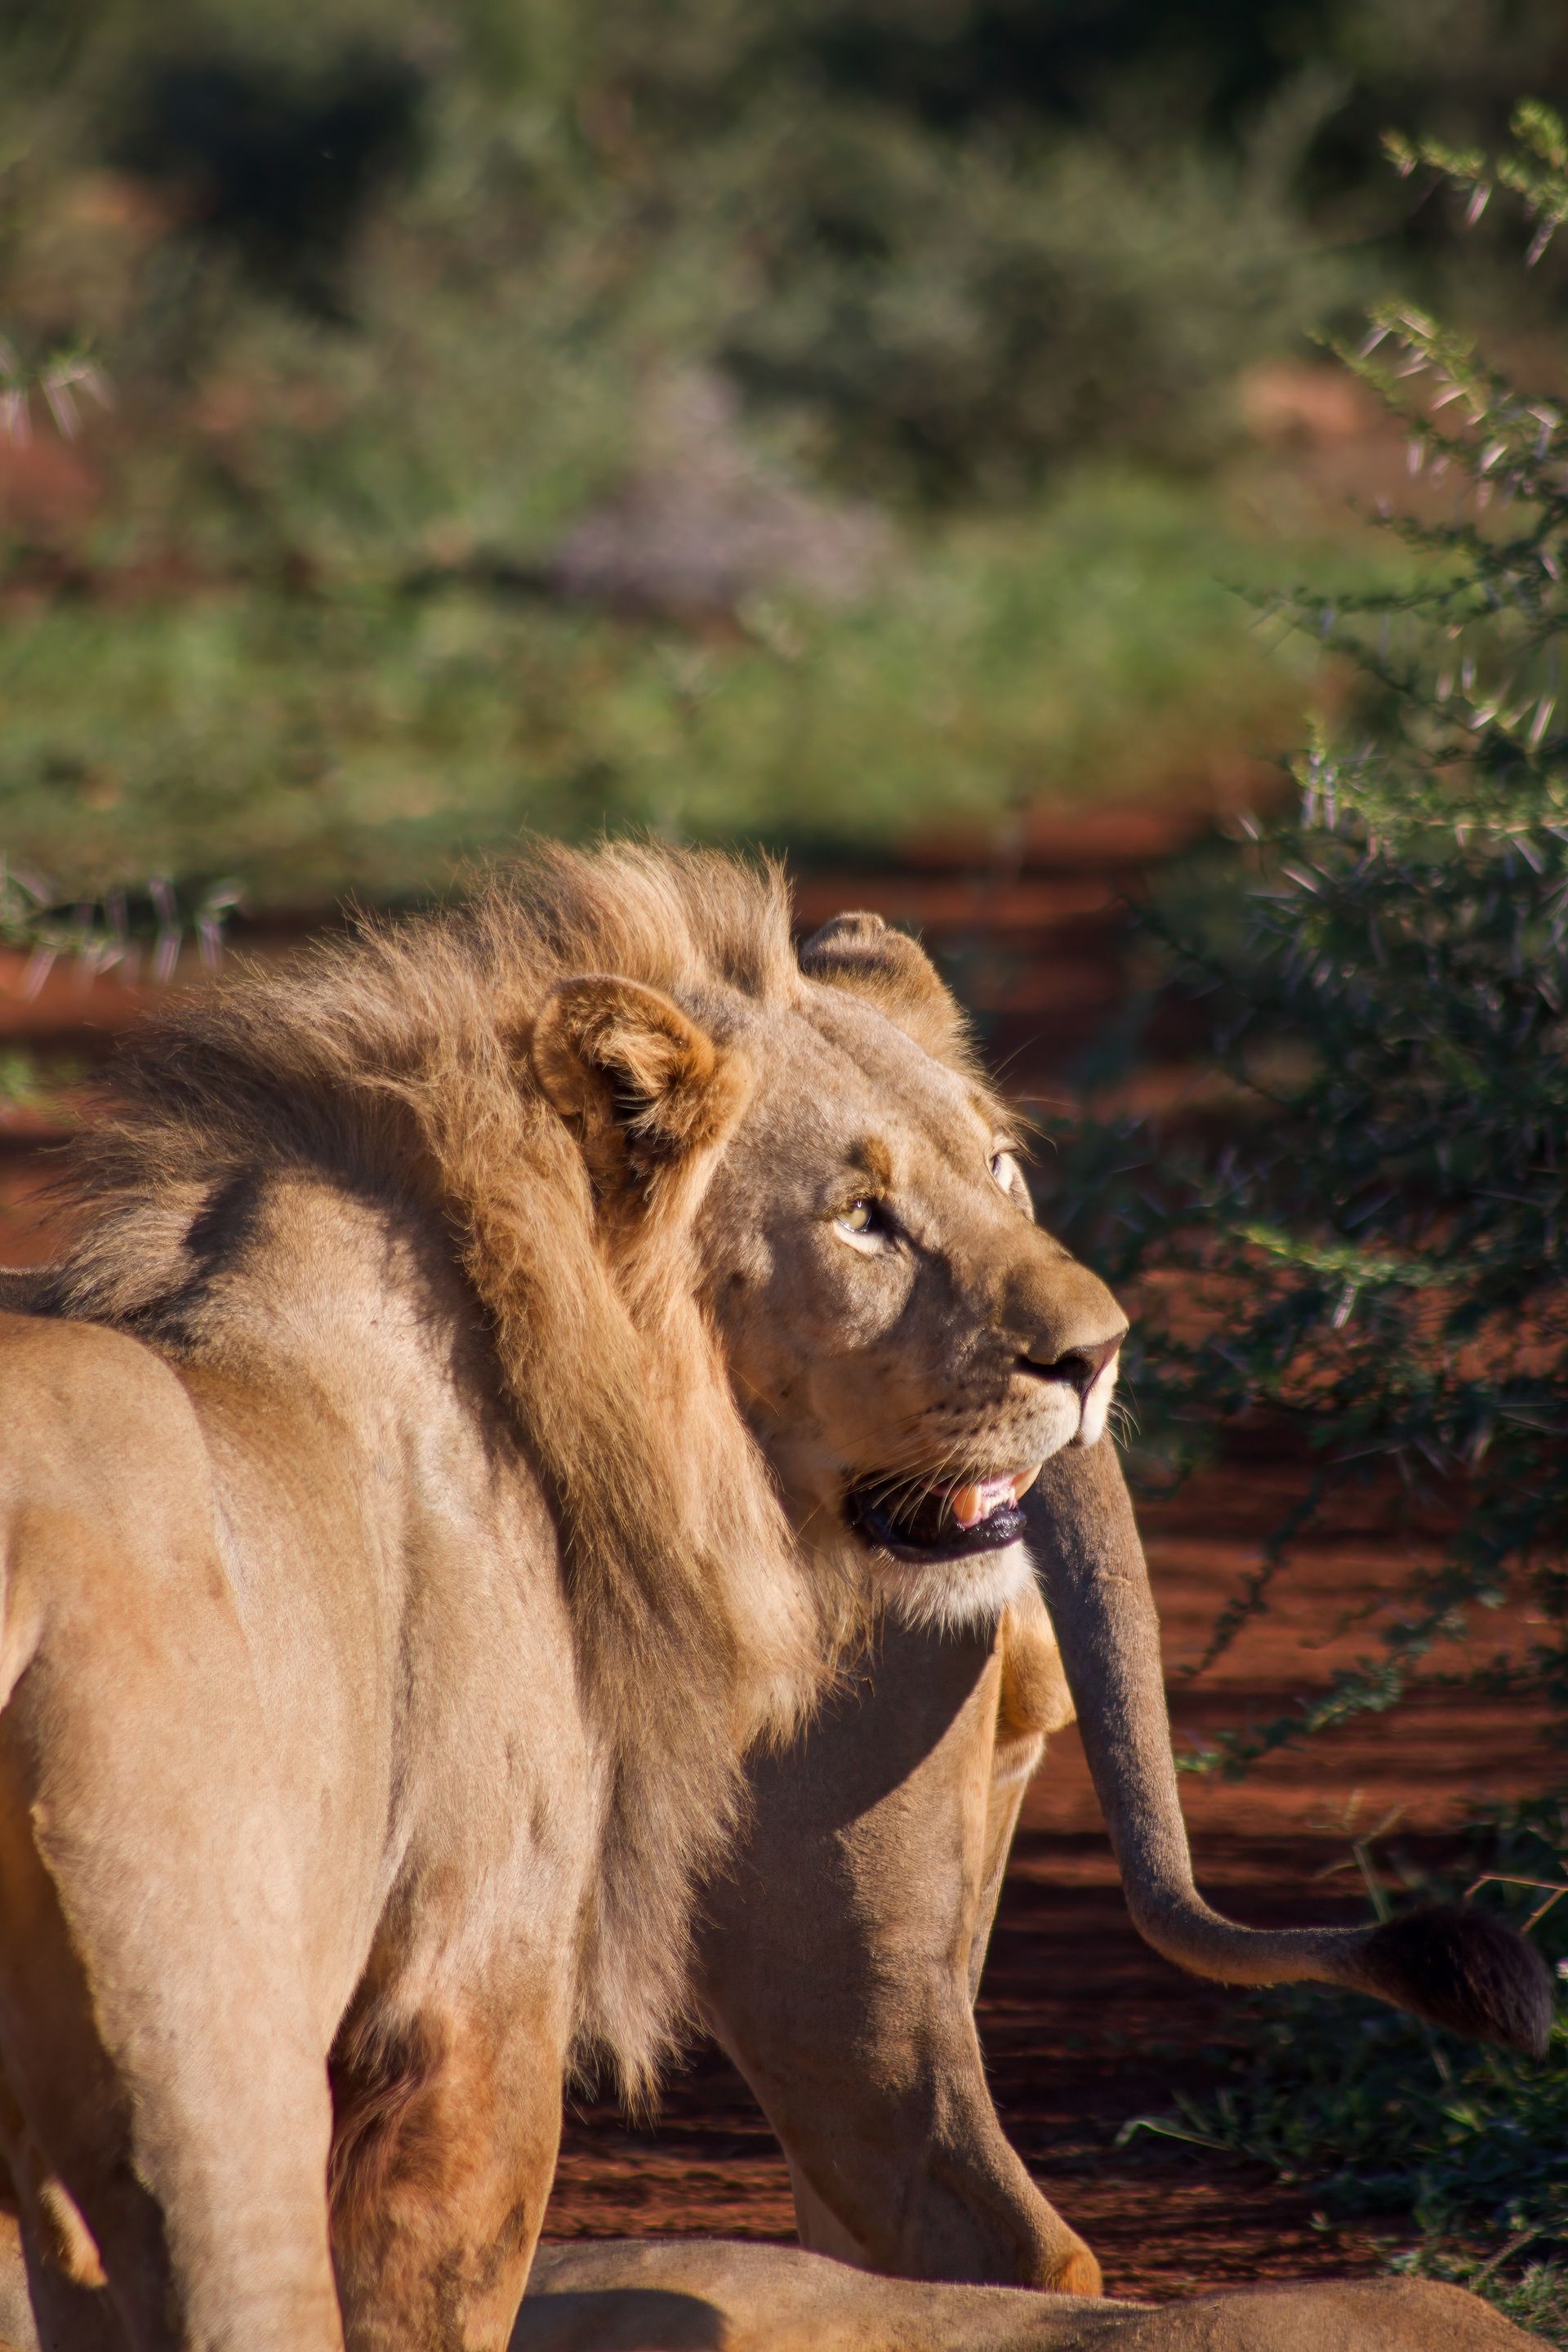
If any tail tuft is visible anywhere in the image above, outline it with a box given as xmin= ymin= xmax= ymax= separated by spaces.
xmin=1357 ymin=1901 xmax=1553 ymax=2060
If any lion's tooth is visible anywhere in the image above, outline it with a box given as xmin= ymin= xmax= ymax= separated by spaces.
xmin=950 ymin=1482 xmax=987 ymax=1529
xmin=1009 ymin=1465 xmax=1042 ymax=1503
xmin=952 ymin=1477 xmax=1018 ymax=1528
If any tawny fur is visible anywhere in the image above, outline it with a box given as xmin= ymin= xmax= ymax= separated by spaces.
xmin=36 ymin=844 xmax=820 ymax=2092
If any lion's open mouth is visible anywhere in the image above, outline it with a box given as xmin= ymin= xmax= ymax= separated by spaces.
xmin=846 ymin=1466 xmax=1040 ymax=1563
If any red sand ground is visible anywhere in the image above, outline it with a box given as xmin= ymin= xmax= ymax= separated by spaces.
xmin=0 ymin=840 xmax=1548 ymax=2301
xmin=545 ymin=1458 xmax=1547 ymax=2298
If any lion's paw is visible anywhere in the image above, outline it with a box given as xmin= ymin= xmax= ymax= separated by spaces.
xmin=1046 ymin=2241 xmax=1103 ymax=2298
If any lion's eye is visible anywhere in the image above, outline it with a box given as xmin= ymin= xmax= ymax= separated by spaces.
xmin=836 ymin=1196 xmax=893 ymax=1243
xmin=991 ymin=1149 xmax=1022 ymax=1194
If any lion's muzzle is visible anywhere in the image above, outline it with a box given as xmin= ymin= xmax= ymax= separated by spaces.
xmin=1016 ymin=1325 xmax=1125 ymax=1450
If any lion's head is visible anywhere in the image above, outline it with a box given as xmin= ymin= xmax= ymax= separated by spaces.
xmin=56 ymin=844 xmax=1120 ymax=1646
xmin=528 ymin=892 xmax=1125 ymax=1630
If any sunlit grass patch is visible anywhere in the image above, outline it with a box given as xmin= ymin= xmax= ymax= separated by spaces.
xmin=0 ymin=470 xmax=1337 ymax=906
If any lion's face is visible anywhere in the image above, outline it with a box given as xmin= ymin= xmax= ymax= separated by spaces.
xmin=695 ymin=968 xmax=1126 ymax=1624
xmin=528 ymin=898 xmax=1126 ymax=1627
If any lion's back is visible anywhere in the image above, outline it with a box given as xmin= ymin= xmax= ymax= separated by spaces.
xmin=0 ymin=1307 xmax=233 ymax=1687
xmin=0 ymin=1305 xmax=216 ymax=1521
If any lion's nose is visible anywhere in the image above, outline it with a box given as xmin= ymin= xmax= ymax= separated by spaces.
xmin=1019 ymin=1331 xmax=1125 ymax=1396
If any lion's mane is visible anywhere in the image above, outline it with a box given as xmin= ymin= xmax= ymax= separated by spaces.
xmin=39 ymin=843 xmax=825 ymax=2094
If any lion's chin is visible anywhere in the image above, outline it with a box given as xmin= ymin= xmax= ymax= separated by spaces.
xmin=873 ymin=1536 xmax=1036 ymax=1633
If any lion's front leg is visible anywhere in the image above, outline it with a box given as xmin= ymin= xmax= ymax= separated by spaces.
xmin=328 ymin=1989 xmax=564 ymax=2352
xmin=697 ymin=1600 xmax=1099 ymax=2298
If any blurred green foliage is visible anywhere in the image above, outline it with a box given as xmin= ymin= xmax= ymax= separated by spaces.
xmin=0 ymin=479 xmax=1321 ymax=899
xmin=4 ymin=0 xmax=1568 ymax=902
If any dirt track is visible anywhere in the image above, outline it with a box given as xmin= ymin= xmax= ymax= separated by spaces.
xmin=0 ymin=828 xmax=1544 ymax=2301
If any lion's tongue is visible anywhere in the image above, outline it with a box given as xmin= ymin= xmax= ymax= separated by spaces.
xmin=947 ymin=1468 xmax=1039 ymax=1530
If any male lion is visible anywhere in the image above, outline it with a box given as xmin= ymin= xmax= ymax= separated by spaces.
xmin=0 ymin=844 xmax=1130 ymax=2351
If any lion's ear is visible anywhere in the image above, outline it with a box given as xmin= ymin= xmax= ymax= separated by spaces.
xmin=530 ymin=975 xmax=750 ymax=1207
xmin=800 ymin=911 xmax=973 ymax=1066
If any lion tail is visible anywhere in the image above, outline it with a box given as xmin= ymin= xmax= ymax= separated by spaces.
xmin=1024 ymin=1448 xmax=1556 ymax=2064
xmin=1121 ymin=1888 xmax=1552 ymax=2060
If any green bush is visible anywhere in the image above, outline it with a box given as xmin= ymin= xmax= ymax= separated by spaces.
xmin=1057 ymin=125 xmax=1568 ymax=1785
xmin=1054 ymin=105 xmax=1568 ymax=2319
xmin=714 ymin=110 xmax=1337 ymax=499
